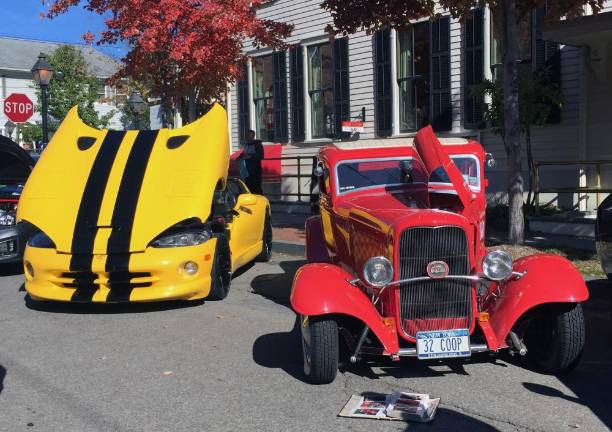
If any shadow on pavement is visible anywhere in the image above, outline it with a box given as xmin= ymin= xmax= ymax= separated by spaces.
xmin=411 ymin=407 xmax=501 ymax=431
xmin=0 ymin=262 xmax=23 ymax=277
xmin=521 ymin=278 xmax=612 ymax=430
xmin=250 ymin=260 xmax=306 ymax=308
xmin=252 ymin=315 xmax=308 ymax=383
xmin=356 ymin=353 xmax=509 ymax=381
xmin=0 ymin=365 xmax=5 ymax=394
xmin=232 ymin=261 xmax=255 ymax=279
xmin=24 ymin=294 xmax=205 ymax=314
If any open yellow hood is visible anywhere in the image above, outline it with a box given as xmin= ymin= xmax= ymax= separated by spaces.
xmin=18 ymin=103 xmax=229 ymax=254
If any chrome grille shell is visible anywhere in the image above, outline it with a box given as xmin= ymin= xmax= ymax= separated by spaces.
xmin=397 ymin=226 xmax=473 ymax=338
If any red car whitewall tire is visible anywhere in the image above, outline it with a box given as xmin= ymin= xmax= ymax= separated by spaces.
xmin=301 ymin=315 xmax=339 ymax=384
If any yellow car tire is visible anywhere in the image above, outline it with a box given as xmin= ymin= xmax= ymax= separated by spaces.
xmin=256 ymin=215 xmax=273 ymax=263
xmin=208 ymin=235 xmax=232 ymax=300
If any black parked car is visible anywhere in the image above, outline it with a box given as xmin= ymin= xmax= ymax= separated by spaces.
xmin=0 ymin=136 xmax=37 ymax=264
xmin=596 ymin=194 xmax=612 ymax=280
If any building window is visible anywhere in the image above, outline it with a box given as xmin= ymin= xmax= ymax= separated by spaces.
xmin=375 ymin=18 xmax=451 ymax=137
xmin=307 ymin=43 xmax=335 ymax=139
xmin=396 ymin=24 xmax=429 ymax=132
xmin=252 ymin=55 xmax=275 ymax=142
xmin=239 ymin=40 xmax=348 ymax=144
xmin=236 ymin=53 xmax=287 ymax=144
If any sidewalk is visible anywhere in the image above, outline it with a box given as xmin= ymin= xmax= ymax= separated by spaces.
xmin=271 ymin=205 xmax=309 ymax=256
xmin=271 ymin=208 xmax=599 ymax=271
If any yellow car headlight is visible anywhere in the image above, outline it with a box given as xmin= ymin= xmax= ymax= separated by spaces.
xmin=151 ymin=230 xmax=212 ymax=248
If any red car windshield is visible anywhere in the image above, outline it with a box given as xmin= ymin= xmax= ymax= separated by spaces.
xmin=429 ymin=155 xmax=480 ymax=191
xmin=336 ymin=158 xmax=428 ymax=194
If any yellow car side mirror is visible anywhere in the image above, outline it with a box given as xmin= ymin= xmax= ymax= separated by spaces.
xmin=237 ymin=194 xmax=258 ymax=207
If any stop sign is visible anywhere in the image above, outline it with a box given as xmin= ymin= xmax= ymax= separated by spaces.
xmin=4 ymin=93 xmax=34 ymax=123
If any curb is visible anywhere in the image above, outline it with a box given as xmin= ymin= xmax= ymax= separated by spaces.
xmin=272 ymin=240 xmax=306 ymax=257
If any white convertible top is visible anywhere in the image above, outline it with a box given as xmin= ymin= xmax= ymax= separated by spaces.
xmin=333 ymin=136 xmax=471 ymax=150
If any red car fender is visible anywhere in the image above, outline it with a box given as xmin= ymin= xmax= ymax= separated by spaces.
xmin=486 ymin=254 xmax=589 ymax=347
xmin=305 ymin=216 xmax=331 ymax=263
xmin=290 ymin=263 xmax=400 ymax=355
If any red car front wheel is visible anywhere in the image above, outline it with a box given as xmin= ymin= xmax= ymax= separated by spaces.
xmin=524 ymin=303 xmax=585 ymax=374
xmin=301 ymin=315 xmax=338 ymax=384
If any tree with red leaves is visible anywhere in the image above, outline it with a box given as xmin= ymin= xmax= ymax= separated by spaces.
xmin=46 ymin=0 xmax=293 ymax=126
xmin=323 ymin=0 xmax=604 ymax=244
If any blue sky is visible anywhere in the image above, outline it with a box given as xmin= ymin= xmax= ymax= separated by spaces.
xmin=0 ymin=0 xmax=128 ymax=59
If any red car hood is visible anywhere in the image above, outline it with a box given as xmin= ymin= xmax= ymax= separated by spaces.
xmin=338 ymin=189 xmax=469 ymax=234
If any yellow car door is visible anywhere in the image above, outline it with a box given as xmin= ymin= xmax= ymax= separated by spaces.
xmin=226 ymin=179 xmax=267 ymax=270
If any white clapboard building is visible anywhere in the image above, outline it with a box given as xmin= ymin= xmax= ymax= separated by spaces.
xmin=0 ymin=36 xmax=124 ymax=141
xmin=228 ymin=2 xmax=612 ymax=210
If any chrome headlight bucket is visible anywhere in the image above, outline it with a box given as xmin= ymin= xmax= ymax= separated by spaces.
xmin=482 ymin=250 xmax=513 ymax=281
xmin=363 ymin=256 xmax=394 ymax=287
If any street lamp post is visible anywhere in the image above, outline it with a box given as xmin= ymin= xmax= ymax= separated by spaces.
xmin=31 ymin=53 xmax=54 ymax=147
xmin=128 ymin=92 xmax=147 ymax=130
xmin=4 ymin=120 xmax=15 ymax=140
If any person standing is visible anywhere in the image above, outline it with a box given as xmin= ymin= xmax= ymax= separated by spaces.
xmin=240 ymin=130 xmax=264 ymax=194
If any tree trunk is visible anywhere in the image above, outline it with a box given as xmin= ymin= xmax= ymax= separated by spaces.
xmin=188 ymin=90 xmax=197 ymax=123
xmin=525 ymin=127 xmax=535 ymax=207
xmin=502 ymin=0 xmax=524 ymax=244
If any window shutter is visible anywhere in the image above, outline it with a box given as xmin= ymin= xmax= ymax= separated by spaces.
xmin=534 ymin=6 xmax=561 ymax=123
xmin=272 ymin=51 xmax=288 ymax=143
xmin=464 ymin=8 xmax=484 ymax=128
xmin=333 ymin=37 xmax=350 ymax=138
xmin=290 ymin=47 xmax=305 ymax=141
xmin=430 ymin=16 xmax=452 ymax=132
xmin=374 ymin=29 xmax=392 ymax=136
xmin=237 ymin=63 xmax=250 ymax=144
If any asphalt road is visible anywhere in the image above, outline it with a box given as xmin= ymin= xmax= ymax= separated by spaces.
xmin=0 ymin=254 xmax=611 ymax=432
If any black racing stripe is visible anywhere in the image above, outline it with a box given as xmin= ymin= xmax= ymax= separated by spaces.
xmin=70 ymin=131 xmax=126 ymax=302
xmin=106 ymin=130 xmax=159 ymax=302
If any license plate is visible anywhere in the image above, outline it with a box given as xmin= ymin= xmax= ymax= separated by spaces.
xmin=416 ymin=329 xmax=470 ymax=360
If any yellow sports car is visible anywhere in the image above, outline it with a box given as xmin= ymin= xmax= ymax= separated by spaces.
xmin=18 ymin=103 xmax=271 ymax=303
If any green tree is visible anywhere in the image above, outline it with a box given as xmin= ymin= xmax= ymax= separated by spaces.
xmin=19 ymin=122 xmax=43 ymax=144
xmin=474 ymin=64 xmax=563 ymax=207
xmin=36 ymin=45 xmax=115 ymax=131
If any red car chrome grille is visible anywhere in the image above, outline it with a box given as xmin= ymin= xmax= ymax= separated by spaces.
xmin=398 ymin=226 xmax=472 ymax=338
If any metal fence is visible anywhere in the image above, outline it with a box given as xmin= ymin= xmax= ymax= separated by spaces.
xmin=534 ymin=160 xmax=612 ymax=213
xmin=261 ymin=155 xmax=317 ymax=203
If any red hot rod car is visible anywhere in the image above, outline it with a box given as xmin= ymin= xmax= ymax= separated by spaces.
xmin=291 ymin=126 xmax=589 ymax=384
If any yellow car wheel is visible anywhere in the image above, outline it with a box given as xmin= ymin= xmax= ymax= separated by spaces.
xmin=256 ymin=215 xmax=272 ymax=263
xmin=208 ymin=235 xmax=232 ymax=300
